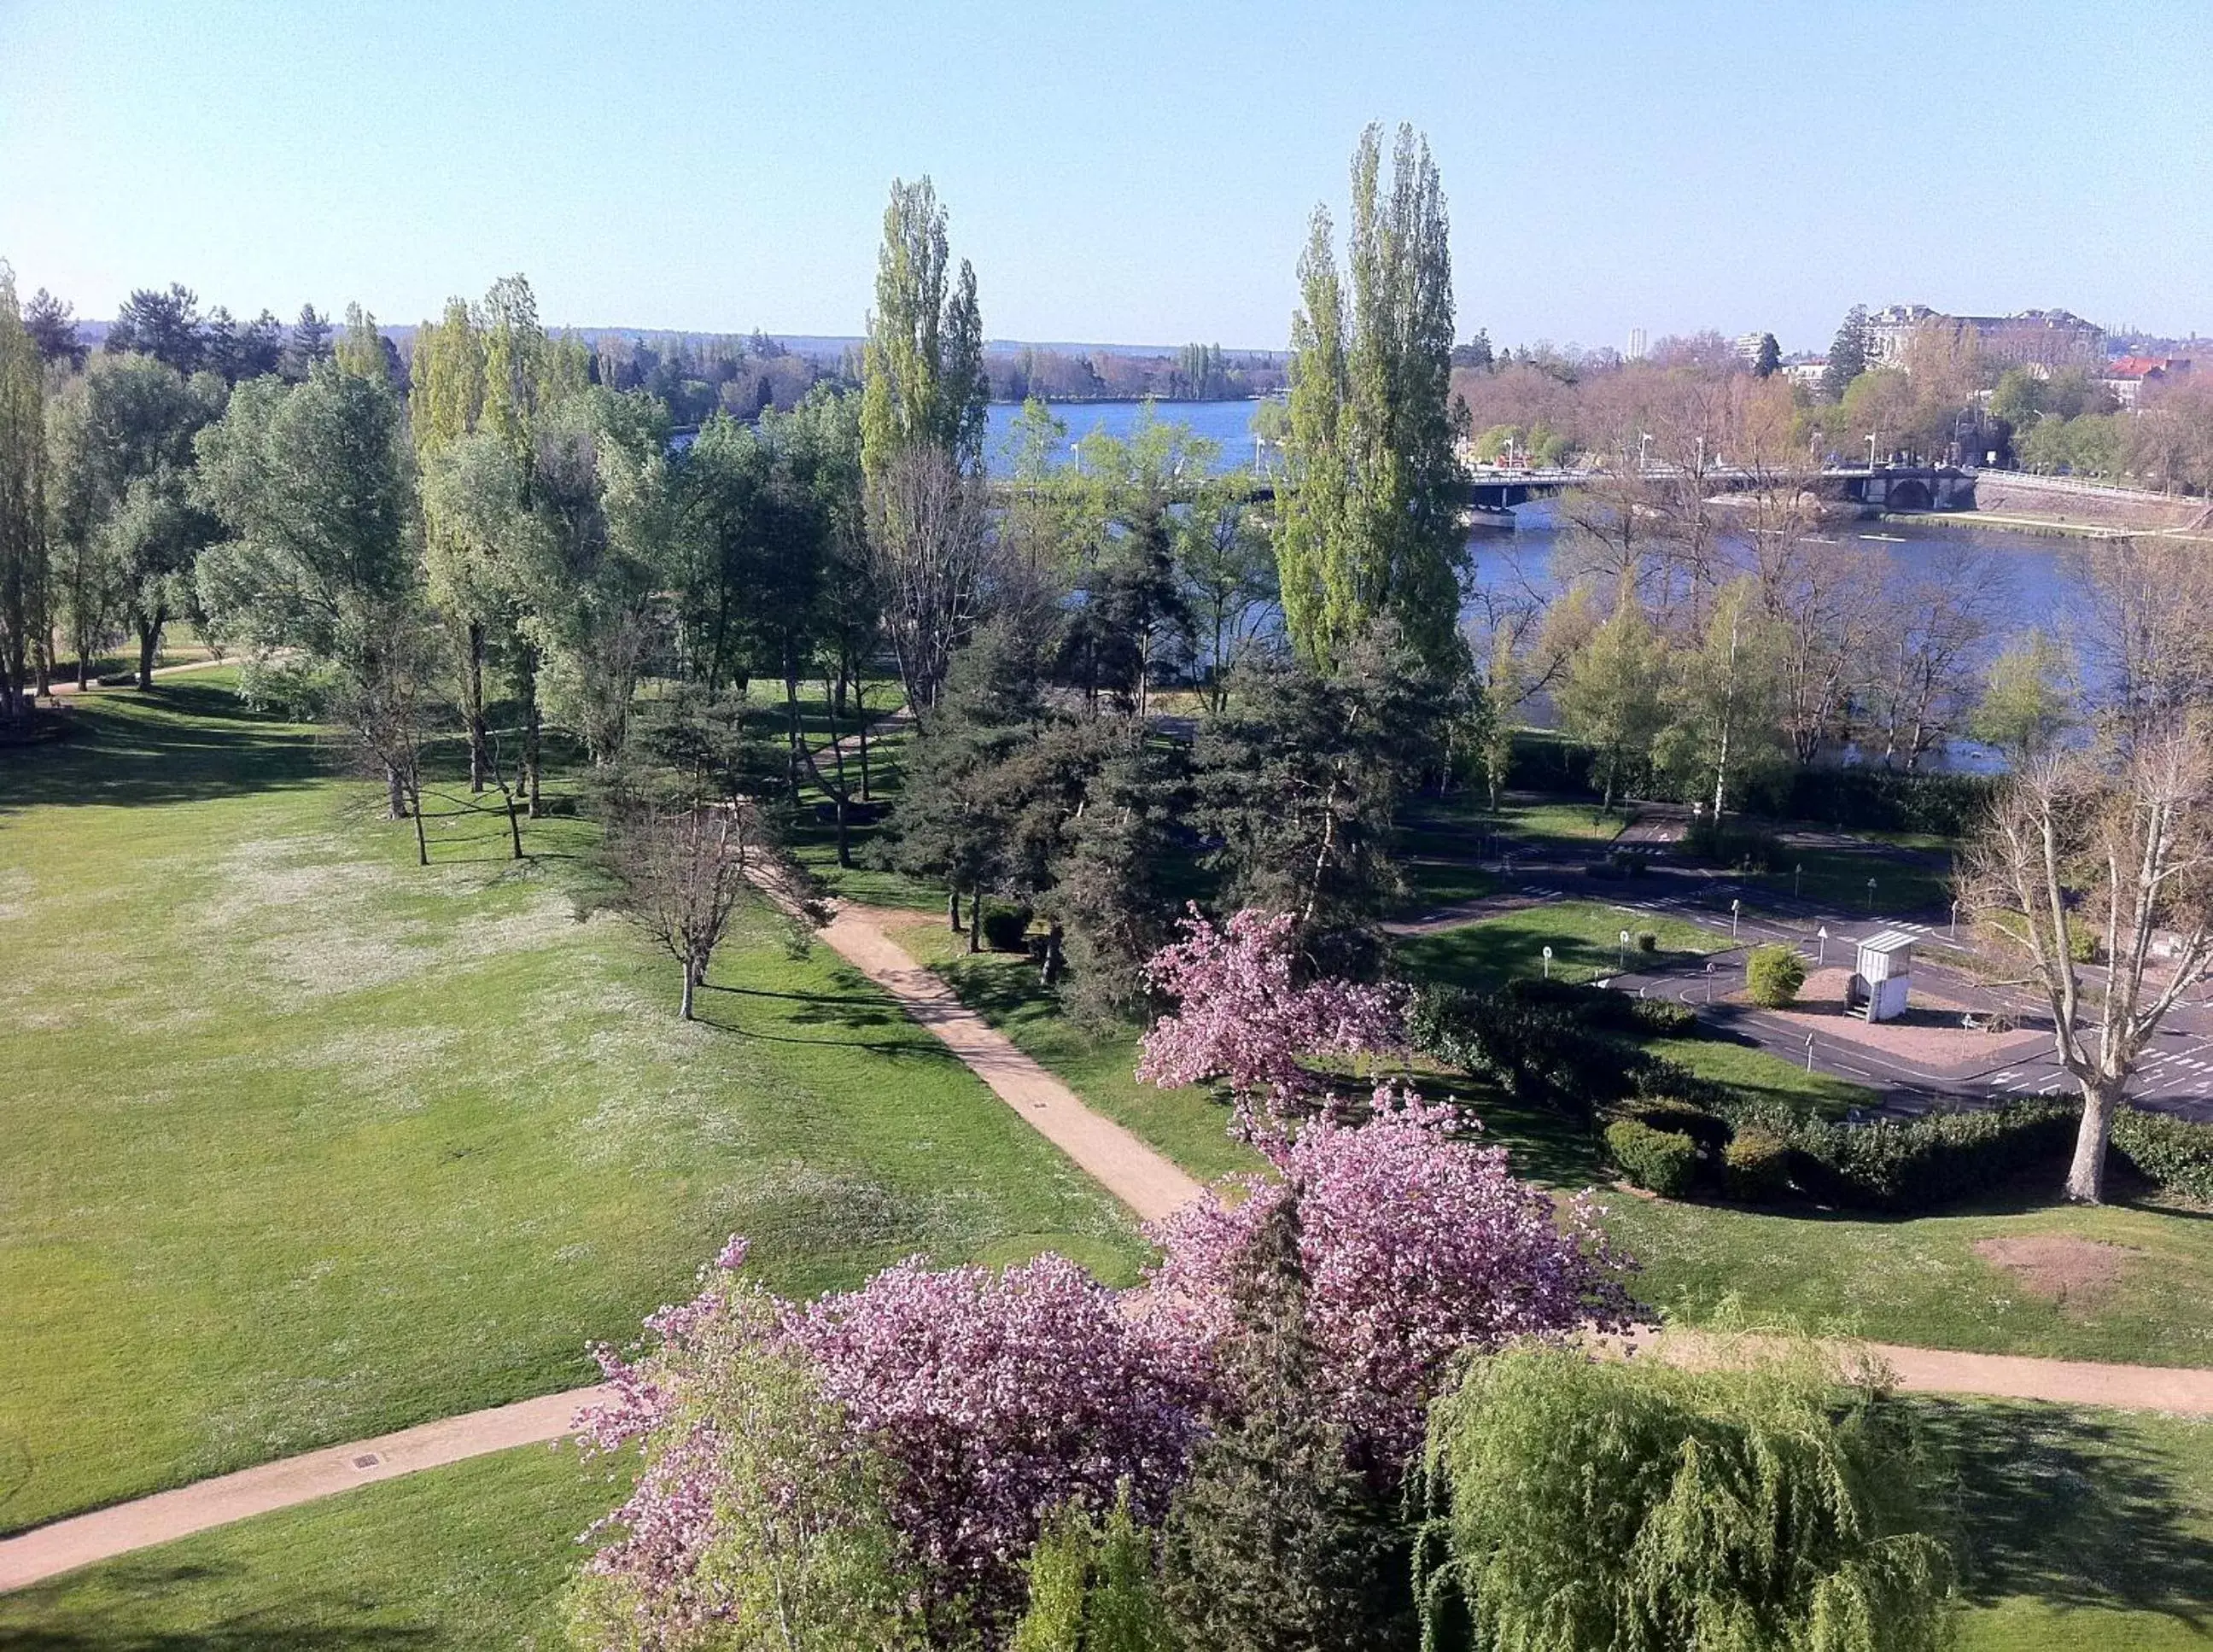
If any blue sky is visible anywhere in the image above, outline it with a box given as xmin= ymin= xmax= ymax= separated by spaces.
xmin=3 ymin=1 xmax=2208 ymax=353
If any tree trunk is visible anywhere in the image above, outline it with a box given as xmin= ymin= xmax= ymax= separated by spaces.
xmin=949 ymin=886 xmax=962 ymax=933
xmin=680 ymin=960 xmax=696 ymax=1022
xmin=1041 ymin=919 xmax=1065 ymax=986
xmin=385 ymin=764 xmax=407 ymax=821
xmin=521 ymin=645 xmax=543 ymax=817
xmin=412 ymin=795 xmax=429 ymax=867
xmin=2064 ymin=1075 xmax=2124 ymax=1204
xmin=465 ymin=622 xmax=488 ymax=793
xmin=135 ymin=619 xmax=160 ymax=690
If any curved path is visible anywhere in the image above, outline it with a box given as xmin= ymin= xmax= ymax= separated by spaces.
xmin=4 ymin=903 xmax=2209 ymax=1593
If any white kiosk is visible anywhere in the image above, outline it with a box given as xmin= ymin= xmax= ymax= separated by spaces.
xmin=1848 ymin=930 xmax=1917 ymax=1023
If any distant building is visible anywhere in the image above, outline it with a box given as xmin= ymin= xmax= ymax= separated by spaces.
xmin=1782 ymin=359 xmax=1830 ymax=391
xmin=1867 ymin=304 xmax=2105 ymax=371
xmin=1732 ymin=331 xmax=1768 ymax=365
xmin=1627 ymin=327 xmax=1647 ymax=360
xmin=2100 ymin=355 xmax=2193 ymax=409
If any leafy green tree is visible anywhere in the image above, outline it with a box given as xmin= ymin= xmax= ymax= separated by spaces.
xmin=1821 ymin=305 xmax=1871 ymax=402
xmin=1013 ymin=1487 xmax=1174 ymax=1652
xmin=333 ymin=302 xmax=393 ymax=384
xmin=1556 ymin=597 xmax=1670 ymax=812
xmin=1652 ymin=579 xmax=1787 ymax=817
xmin=860 ymin=176 xmax=987 ymax=489
xmin=411 ymin=295 xmax=496 ymax=787
xmin=192 ymin=367 xmax=428 ymax=819
xmin=1971 ymin=628 xmax=2075 ymax=760
xmin=46 ymin=352 xmax=226 ymax=686
xmin=1161 ymin=1194 xmax=1403 ymax=1652
xmin=1178 ymin=469 xmax=1278 ymax=712
xmin=1419 ymin=1340 xmax=1953 ymax=1652
xmin=0 ymin=268 xmax=50 ymax=721
xmin=1278 ymin=124 xmax=1465 ymax=678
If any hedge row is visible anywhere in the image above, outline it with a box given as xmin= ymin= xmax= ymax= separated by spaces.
xmin=2111 ymin=1109 xmax=2213 ymax=1205
xmin=1783 ymin=767 xmax=1998 ymax=838
xmin=1407 ymin=980 xmax=1693 ymax=1118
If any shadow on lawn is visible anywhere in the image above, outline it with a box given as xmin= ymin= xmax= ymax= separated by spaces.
xmin=1919 ymin=1399 xmax=2213 ymax=1623
xmin=689 ymin=978 xmax=961 ymax=1059
xmin=0 ymin=1561 xmax=438 ymax=1648
xmin=0 ymin=686 xmax=326 ymax=814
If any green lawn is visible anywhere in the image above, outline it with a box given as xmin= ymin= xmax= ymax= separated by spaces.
xmin=1607 ymin=1191 xmax=2213 ymax=1369
xmin=4 ymin=1399 xmax=2202 ymax=1652
xmin=1391 ymin=898 xmax=1721 ymax=991
xmin=0 ymin=1444 xmax=616 ymax=1649
xmin=0 ymin=683 xmax=1142 ymax=1533
xmin=1749 ymin=836 xmax=1959 ymax=919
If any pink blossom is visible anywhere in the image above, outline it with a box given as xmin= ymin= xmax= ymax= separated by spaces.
xmin=1136 ymin=906 xmax=1403 ymax=1126
xmin=1143 ymin=1087 xmax=1642 ymax=1467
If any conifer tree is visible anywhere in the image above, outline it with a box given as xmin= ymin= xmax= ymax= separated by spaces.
xmin=1822 ymin=305 xmax=1871 ymax=402
xmin=1160 ymin=1192 xmax=1400 ymax=1652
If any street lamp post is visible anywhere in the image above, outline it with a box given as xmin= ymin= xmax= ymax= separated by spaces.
xmin=1541 ymin=944 xmax=1554 ymax=981
xmin=1731 ymin=897 xmax=1741 ymax=937
xmin=1805 ymin=1032 xmax=1816 ymax=1072
xmin=1866 ymin=877 xmax=1877 ymax=915
xmin=1071 ymin=440 xmax=1083 ymax=477
xmin=1705 ymin=960 xmax=1716 ymax=1003
xmin=1794 ymin=862 xmax=1803 ymax=900
xmin=1950 ymin=900 xmax=1960 ymax=943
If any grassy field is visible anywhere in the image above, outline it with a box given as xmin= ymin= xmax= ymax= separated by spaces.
xmin=0 ymin=1444 xmax=613 ymax=1649
xmin=0 ymin=682 xmax=1143 ymax=1534
xmin=4 ymin=1399 xmax=2201 ymax=1650
xmin=1391 ymin=897 xmax=1722 ymax=990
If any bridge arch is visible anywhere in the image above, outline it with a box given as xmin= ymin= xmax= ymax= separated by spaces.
xmin=1887 ymin=477 xmax=1933 ymax=511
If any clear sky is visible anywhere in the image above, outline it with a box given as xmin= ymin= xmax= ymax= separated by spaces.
xmin=3 ymin=0 xmax=2208 ymax=354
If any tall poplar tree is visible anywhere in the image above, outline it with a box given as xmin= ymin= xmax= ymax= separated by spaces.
xmin=0 ymin=269 xmax=50 ymax=723
xmin=1278 ymin=124 xmax=1463 ymax=678
xmin=859 ymin=176 xmax=987 ymax=487
xmin=412 ymin=296 xmax=499 ymax=787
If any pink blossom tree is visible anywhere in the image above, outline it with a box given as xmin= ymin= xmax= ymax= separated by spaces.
xmin=1135 ymin=906 xmax=1403 ymax=1127
xmin=1143 ymin=1089 xmax=1641 ymax=1468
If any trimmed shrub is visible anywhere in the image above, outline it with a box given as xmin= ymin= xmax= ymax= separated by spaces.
xmin=1713 ymin=1100 xmax=2074 ymax=1212
xmin=1723 ymin=1128 xmax=1793 ymax=1202
xmin=1617 ymin=1096 xmax=1732 ymax=1154
xmin=1636 ymin=931 xmax=1659 ymax=953
xmin=2112 ymin=1108 xmax=2213 ymax=1205
xmin=979 ymin=902 xmax=1035 ymax=952
xmin=1606 ymin=1120 xmax=1699 ymax=1197
xmin=1784 ymin=766 xmax=1996 ymax=837
xmin=1745 ymin=945 xmax=1807 ymax=1008
xmin=1629 ymin=997 xmax=1696 ymax=1036
xmin=1685 ymin=815 xmax=1785 ymax=873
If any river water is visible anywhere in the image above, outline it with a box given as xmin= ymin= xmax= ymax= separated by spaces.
xmin=986 ymin=399 xmax=2077 ymax=640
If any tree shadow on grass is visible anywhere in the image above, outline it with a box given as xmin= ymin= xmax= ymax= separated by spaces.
xmin=1915 ymin=1398 xmax=2213 ymax=1626
xmin=0 ymin=686 xmax=327 ymax=815
xmin=687 ymin=981 xmax=961 ymax=1059
xmin=0 ymin=1557 xmax=436 ymax=1649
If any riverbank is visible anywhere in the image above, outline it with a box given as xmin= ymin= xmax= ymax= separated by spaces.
xmin=1879 ymin=509 xmax=2213 ymax=546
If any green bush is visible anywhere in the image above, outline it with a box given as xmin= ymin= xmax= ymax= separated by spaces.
xmin=1628 ymin=996 xmax=1696 ymax=1036
xmin=1636 ymin=931 xmax=1659 ymax=953
xmin=2111 ymin=1107 xmax=2213 ymax=1205
xmin=1605 ymin=1119 xmax=1700 ymax=1197
xmin=978 ymin=902 xmax=1035 ymax=952
xmin=1785 ymin=765 xmax=1996 ymax=836
xmin=1617 ymin=1096 xmax=1731 ymax=1154
xmin=1685 ymin=815 xmax=1785 ymax=873
xmin=1744 ymin=945 xmax=1807 ymax=1008
xmin=1716 ymin=1100 xmax=2074 ymax=1212
xmin=1723 ymin=1128 xmax=1793 ymax=1202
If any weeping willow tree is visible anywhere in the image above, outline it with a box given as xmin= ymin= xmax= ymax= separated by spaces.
xmin=1417 ymin=1340 xmax=1955 ymax=1652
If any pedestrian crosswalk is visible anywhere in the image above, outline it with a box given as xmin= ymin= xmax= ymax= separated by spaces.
xmin=1517 ymin=885 xmax=1564 ymax=901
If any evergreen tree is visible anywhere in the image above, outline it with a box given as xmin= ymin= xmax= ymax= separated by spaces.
xmin=333 ymin=302 xmax=391 ymax=383
xmin=1161 ymin=1193 xmax=1402 ymax=1652
xmin=105 ymin=283 xmax=204 ymax=374
xmin=1822 ymin=305 xmax=1871 ymax=402
xmin=1277 ymin=124 xmax=1464 ymax=678
xmin=233 ymin=310 xmax=286 ymax=381
xmin=1013 ymin=1487 xmax=1175 ymax=1652
xmin=25 ymin=288 xmax=85 ymax=370
xmin=281 ymin=302 xmax=332 ymax=382
xmin=1753 ymin=331 xmax=1781 ymax=377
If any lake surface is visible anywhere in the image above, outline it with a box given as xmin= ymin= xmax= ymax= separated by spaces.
xmin=984 ymin=397 xmax=1272 ymax=475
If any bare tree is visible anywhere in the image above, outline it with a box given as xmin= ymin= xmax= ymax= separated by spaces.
xmin=604 ymin=795 xmax=791 ymax=1020
xmin=1866 ymin=553 xmax=2005 ymax=772
xmin=868 ymin=446 xmax=993 ymax=720
xmin=338 ymin=607 xmax=448 ymax=866
xmin=1963 ymin=721 xmax=2213 ymax=1201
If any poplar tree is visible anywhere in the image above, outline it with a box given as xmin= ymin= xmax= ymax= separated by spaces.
xmin=0 ymin=269 xmax=50 ymax=723
xmin=412 ymin=296 xmax=497 ymax=788
xmin=859 ymin=177 xmax=988 ymax=488
xmin=1278 ymin=125 xmax=1464 ymax=678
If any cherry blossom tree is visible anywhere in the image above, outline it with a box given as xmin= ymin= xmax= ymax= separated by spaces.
xmin=1135 ymin=906 xmax=1403 ymax=1127
xmin=1143 ymin=1089 xmax=1639 ymax=1468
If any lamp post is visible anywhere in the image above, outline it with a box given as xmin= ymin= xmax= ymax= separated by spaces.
xmin=1071 ymin=440 xmax=1083 ymax=477
xmin=1950 ymin=900 xmax=1960 ymax=943
xmin=1866 ymin=877 xmax=1877 ymax=915
xmin=1806 ymin=1031 xmax=1817 ymax=1072
xmin=1638 ymin=430 xmax=1652 ymax=470
xmin=1705 ymin=960 xmax=1716 ymax=1003
xmin=1794 ymin=861 xmax=1803 ymax=900
xmin=1866 ymin=432 xmax=1878 ymax=469
xmin=1731 ymin=897 xmax=1741 ymax=937
xmin=1619 ymin=928 xmax=1631 ymax=972
xmin=1541 ymin=944 xmax=1554 ymax=981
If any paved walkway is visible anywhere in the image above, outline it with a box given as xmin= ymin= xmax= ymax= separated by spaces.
xmin=7 ymin=901 xmax=2212 ymax=1594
